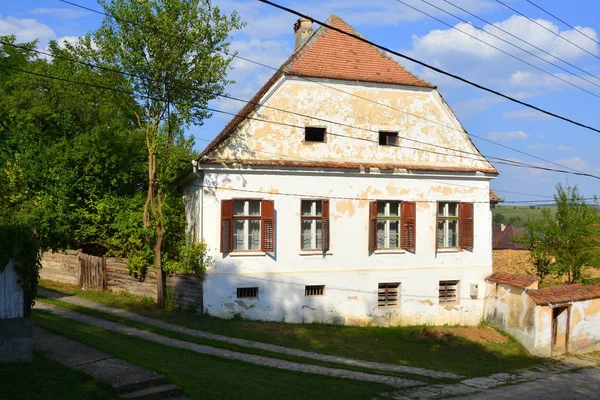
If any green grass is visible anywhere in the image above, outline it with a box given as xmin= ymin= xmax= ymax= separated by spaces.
xmin=0 ymin=352 xmax=118 ymax=400
xmin=34 ymin=311 xmax=393 ymax=400
xmin=492 ymin=205 xmax=556 ymax=223
xmin=38 ymin=296 xmax=439 ymax=383
xmin=40 ymin=280 xmax=546 ymax=377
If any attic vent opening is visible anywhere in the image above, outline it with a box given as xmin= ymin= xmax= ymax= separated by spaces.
xmin=237 ymin=287 xmax=259 ymax=299
xmin=379 ymin=131 xmax=398 ymax=146
xmin=305 ymin=285 xmax=325 ymax=296
xmin=305 ymin=127 xmax=326 ymax=143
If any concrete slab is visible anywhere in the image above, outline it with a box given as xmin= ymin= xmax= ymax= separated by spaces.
xmin=34 ymin=337 xmax=109 ymax=367
xmin=33 ymin=327 xmax=70 ymax=345
xmin=75 ymin=358 xmax=166 ymax=393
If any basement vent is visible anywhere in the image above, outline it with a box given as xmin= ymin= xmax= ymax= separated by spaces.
xmin=439 ymin=280 xmax=459 ymax=304
xmin=378 ymin=282 xmax=400 ymax=307
xmin=305 ymin=127 xmax=326 ymax=142
xmin=237 ymin=287 xmax=259 ymax=299
xmin=379 ymin=131 xmax=398 ymax=146
xmin=305 ymin=285 xmax=325 ymax=296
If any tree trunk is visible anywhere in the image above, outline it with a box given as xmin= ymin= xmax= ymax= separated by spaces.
xmin=154 ymin=234 xmax=165 ymax=306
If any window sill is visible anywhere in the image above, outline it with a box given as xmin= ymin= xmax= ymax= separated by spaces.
xmin=228 ymin=251 xmax=266 ymax=257
xmin=299 ymin=250 xmax=333 ymax=256
xmin=436 ymin=248 xmax=461 ymax=253
xmin=373 ymin=249 xmax=405 ymax=254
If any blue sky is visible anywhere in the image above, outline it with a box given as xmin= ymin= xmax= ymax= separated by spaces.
xmin=3 ymin=0 xmax=600 ymax=203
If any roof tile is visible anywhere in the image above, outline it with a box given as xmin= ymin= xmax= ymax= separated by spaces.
xmin=527 ymin=284 xmax=600 ymax=305
xmin=486 ymin=273 xmax=539 ymax=289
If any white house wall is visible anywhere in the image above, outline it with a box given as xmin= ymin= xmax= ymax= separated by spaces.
xmin=188 ymin=167 xmax=493 ymax=326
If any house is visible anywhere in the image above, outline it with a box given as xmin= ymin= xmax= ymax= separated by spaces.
xmin=485 ymin=273 xmax=600 ymax=356
xmin=179 ymin=15 xmax=499 ymax=326
xmin=492 ymin=224 xmax=526 ymax=250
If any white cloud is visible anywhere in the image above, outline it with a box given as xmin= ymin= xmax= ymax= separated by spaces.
xmin=488 ymin=130 xmax=529 ymax=140
xmin=554 ymin=157 xmax=589 ymax=171
xmin=0 ymin=15 xmax=56 ymax=45
xmin=502 ymin=109 xmax=552 ymax=120
xmin=28 ymin=8 xmax=89 ymax=19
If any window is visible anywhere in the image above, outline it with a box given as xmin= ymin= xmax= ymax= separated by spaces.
xmin=305 ymin=285 xmax=325 ymax=296
xmin=436 ymin=202 xmax=474 ymax=249
xmin=379 ymin=131 xmax=398 ymax=146
xmin=305 ymin=127 xmax=326 ymax=142
xmin=378 ymin=282 xmax=400 ymax=307
xmin=369 ymin=201 xmax=416 ymax=251
xmin=439 ymin=280 xmax=459 ymax=303
xmin=301 ymin=200 xmax=330 ymax=251
xmin=237 ymin=287 xmax=259 ymax=299
xmin=221 ymin=200 xmax=275 ymax=253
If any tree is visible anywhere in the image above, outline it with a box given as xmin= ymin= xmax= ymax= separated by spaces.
xmin=492 ymin=213 xmax=506 ymax=225
xmin=84 ymin=0 xmax=243 ymax=305
xmin=521 ymin=184 xmax=600 ymax=283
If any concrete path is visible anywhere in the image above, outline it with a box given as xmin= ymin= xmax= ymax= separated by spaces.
xmin=34 ymin=302 xmax=423 ymax=388
xmin=38 ymin=288 xmax=459 ymax=380
xmin=34 ymin=327 xmax=191 ymax=399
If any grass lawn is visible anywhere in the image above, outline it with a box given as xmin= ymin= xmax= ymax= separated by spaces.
xmin=0 ymin=352 xmax=117 ymax=400
xmin=492 ymin=205 xmax=556 ymax=223
xmin=40 ymin=280 xmax=546 ymax=377
xmin=34 ymin=311 xmax=393 ymax=400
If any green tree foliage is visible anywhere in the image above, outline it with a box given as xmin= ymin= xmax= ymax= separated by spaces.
xmin=492 ymin=213 xmax=506 ymax=225
xmin=520 ymin=184 xmax=600 ymax=284
xmin=81 ymin=0 xmax=243 ymax=305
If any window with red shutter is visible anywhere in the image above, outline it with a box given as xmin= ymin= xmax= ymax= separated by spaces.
xmin=261 ymin=200 xmax=275 ymax=252
xmin=459 ymin=202 xmax=474 ymax=249
xmin=322 ymin=200 xmax=330 ymax=251
xmin=220 ymin=200 xmax=233 ymax=253
xmin=437 ymin=202 xmax=459 ymax=249
xmin=368 ymin=201 xmax=378 ymax=251
xmin=300 ymin=200 xmax=329 ymax=251
xmin=401 ymin=202 xmax=416 ymax=251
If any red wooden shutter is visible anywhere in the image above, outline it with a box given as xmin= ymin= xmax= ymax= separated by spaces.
xmin=401 ymin=202 xmax=416 ymax=251
xmin=261 ymin=200 xmax=275 ymax=252
xmin=369 ymin=201 xmax=378 ymax=252
xmin=459 ymin=202 xmax=474 ymax=249
xmin=220 ymin=200 xmax=233 ymax=253
xmin=322 ymin=200 xmax=330 ymax=252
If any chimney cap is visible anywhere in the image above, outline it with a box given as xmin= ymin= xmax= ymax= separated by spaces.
xmin=294 ymin=17 xmax=313 ymax=50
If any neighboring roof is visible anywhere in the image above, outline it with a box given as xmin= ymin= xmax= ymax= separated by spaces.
xmin=492 ymin=225 xmax=526 ymax=250
xmin=489 ymin=191 xmax=501 ymax=202
xmin=201 ymin=159 xmax=498 ymax=174
xmin=527 ymin=284 xmax=600 ymax=305
xmin=287 ymin=15 xmax=434 ymax=88
xmin=486 ymin=273 xmax=539 ymax=289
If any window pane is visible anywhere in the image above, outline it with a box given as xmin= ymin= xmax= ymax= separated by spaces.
xmin=301 ymin=201 xmax=312 ymax=216
xmin=234 ymin=220 xmax=245 ymax=250
xmin=377 ymin=221 xmax=386 ymax=248
xmin=233 ymin=200 xmax=245 ymax=216
xmin=248 ymin=220 xmax=260 ymax=250
xmin=438 ymin=221 xmax=445 ymax=248
xmin=314 ymin=201 xmax=322 ymax=216
xmin=315 ymin=220 xmax=322 ymax=249
xmin=448 ymin=220 xmax=457 ymax=247
xmin=301 ymin=220 xmax=312 ymax=249
xmin=389 ymin=221 xmax=399 ymax=248
xmin=248 ymin=200 xmax=261 ymax=216
xmin=377 ymin=201 xmax=386 ymax=216
xmin=447 ymin=203 xmax=458 ymax=217
xmin=389 ymin=202 xmax=399 ymax=217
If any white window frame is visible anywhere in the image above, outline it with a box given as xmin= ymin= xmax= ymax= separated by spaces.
xmin=438 ymin=202 xmax=459 ymax=249
xmin=377 ymin=201 xmax=401 ymax=249
xmin=233 ymin=200 xmax=261 ymax=251
xmin=301 ymin=200 xmax=323 ymax=250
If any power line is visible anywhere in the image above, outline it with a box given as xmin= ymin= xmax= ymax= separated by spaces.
xmin=525 ymin=0 xmax=600 ymax=47
xmin=56 ymin=0 xmax=593 ymax=176
xmin=401 ymin=0 xmax=600 ymax=96
xmin=259 ymin=0 xmax=600 ymax=135
xmin=495 ymin=0 xmax=600 ymax=62
xmin=436 ymin=0 xmax=600 ymax=84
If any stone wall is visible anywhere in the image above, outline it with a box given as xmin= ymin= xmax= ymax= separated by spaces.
xmin=492 ymin=250 xmax=534 ymax=275
xmin=40 ymin=251 xmax=203 ymax=312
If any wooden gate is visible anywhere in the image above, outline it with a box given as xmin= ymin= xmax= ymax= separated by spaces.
xmin=78 ymin=251 xmax=107 ymax=290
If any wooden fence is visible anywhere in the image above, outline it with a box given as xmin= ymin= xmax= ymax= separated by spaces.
xmin=40 ymin=250 xmax=203 ymax=312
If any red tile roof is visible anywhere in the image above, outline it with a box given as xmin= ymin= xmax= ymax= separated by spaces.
xmin=489 ymin=190 xmax=501 ymax=202
xmin=486 ymin=273 xmax=539 ymax=289
xmin=288 ymin=16 xmax=434 ymax=87
xmin=527 ymin=284 xmax=600 ymax=305
xmin=492 ymin=225 xmax=526 ymax=250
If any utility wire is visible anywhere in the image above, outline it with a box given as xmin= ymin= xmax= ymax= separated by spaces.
xmin=56 ymin=0 xmax=592 ymax=176
xmin=435 ymin=0 xmax=600 ymax=84
xmin=525 ymin=0 xmax=600 ymax=47
xmin=403 ymin=0 xmax=600 ymax=95
xmin=259 ymin=0 xmax=600 ymax=135
xmin=495 ymin=0 xmax=600 ymax=62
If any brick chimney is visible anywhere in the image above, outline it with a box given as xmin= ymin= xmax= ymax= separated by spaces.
xmin=294 ymin=17 xmax=313 ymax=50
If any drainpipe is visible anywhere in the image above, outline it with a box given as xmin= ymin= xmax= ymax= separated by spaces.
xmin=191 ymin=160 xmax=204 ymax=242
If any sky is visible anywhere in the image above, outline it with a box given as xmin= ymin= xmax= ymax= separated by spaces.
xmin=2 ymin=0 xmax=600 ymax=203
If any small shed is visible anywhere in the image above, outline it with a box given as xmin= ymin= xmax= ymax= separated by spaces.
xmin=0 ymin=259 xmax=33 ymax=362
xmin=485 ymin=273 xmax=600 ymax=357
